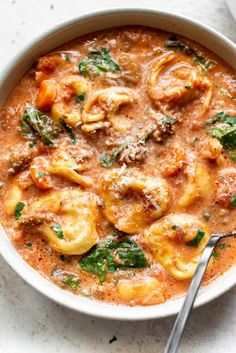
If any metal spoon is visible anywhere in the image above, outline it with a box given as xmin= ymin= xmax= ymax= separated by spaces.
xmin=164 ymin=230 xmax=236 ymax=353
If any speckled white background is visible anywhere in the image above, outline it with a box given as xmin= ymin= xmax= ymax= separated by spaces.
xmin=0 ymin=1 xmax=236 ymax=352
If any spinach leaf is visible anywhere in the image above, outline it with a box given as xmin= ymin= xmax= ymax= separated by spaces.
xmin=15 ymin=201 xmax=25 ymax=220
xmin=21 ymin=107 xmax=59 ymax=145
xmin=206 ymin=112 xmax=236 ymax=161
xmin=59 ymin=118 xmax=76 ymax=144
xmin=208 ymin=125 xmax=236 ymax=161
xmin=78 ymin=48 xmax=120 ymax=76
xmin=80 ymin=247 xmax=116 ymax=282
xmin=166 ymin=36 xmax=216 ymax=71
xmin=206 ymin=111 xmax=236 ymax=126
xmin=79 ymin=236 xmax=148 ymax=282
xmin=186 ymin=229 xmax=205 ymax=247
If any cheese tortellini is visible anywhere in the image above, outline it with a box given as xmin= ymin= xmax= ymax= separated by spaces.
xmin=144 ymin=214 xmax=209 ymax=280
xmin=20 ymin=189 xmax=98 ymax=255
xmin=147 ymin=52 xmax=213 ymax=117
xmin=5 ymin=182 xmax=23 ymax=216
xmin=81 ymin=87 xmax=136 ymax=132
xmin=99 ymin=169 xmax=170 ymax=233
xmin=179 ymin=163 xmax=212 ymax=207
xmin=48 ymin=149 xmax=92 ymax=187
xmin=51 ymin=75 xmax=91 ymax=127
xmin=117 ymin=277 xmax=165 ymax=305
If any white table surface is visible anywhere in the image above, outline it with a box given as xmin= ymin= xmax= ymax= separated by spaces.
xmin=0 ymin=0 xmax=235 ymax=352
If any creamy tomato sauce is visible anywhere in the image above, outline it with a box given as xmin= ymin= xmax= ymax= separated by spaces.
xmin=0 ymin=26 xmax=236 ymax=306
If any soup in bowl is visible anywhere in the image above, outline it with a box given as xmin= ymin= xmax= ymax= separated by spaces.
xmin=0 ymin=9 xmax=235 ymax=319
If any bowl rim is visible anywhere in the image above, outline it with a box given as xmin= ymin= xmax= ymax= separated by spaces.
xmin=0 ymin=7 xmax=236 ymax=321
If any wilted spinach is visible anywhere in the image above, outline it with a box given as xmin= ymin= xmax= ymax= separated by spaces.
xmin=206 ymin=112 xmax=236 ymax=161
xmin=165 ymin=36 xmax=216 ymax=71
xmin=79 ymin=236 xmax=148 ymax=282
xmin=21 ymin=106 xmax=60 ymax=145
xmin=78 ymin=48 xmax=120 ymax=76
xmin=59 ymin=118 xmax=76 ymax=144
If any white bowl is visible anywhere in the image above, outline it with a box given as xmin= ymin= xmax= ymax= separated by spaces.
xmin=0 ymin=9 xmax=235 ymax=321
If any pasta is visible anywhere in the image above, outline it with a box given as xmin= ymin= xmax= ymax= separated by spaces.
xmin=144 ymin=214 xmax=210 ymax=279
xmin=99 ymin=169 xmax=170 ymax=233
xmin=5 ymin=182 xmax=23 ymax=216
xmin=50 ymin=76 xmax=91 ymax=127
xmin=117 ymin=277 xmax=165 ymax=305
xmin=147 ymin=52 xmax=213 ymax=117
xmin=178 ymin=163 xmax=212 ymax=207
xmin=81 ymin=87 xmax=136 ymax=132
xmin=19 ymin=189 xmax=98 ymax=255
xmin=48 ymin=149 xmax=92 ymax=187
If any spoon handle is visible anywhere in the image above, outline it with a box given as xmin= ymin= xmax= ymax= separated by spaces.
xmin=164 ymin=233 xmax=221 ymax=353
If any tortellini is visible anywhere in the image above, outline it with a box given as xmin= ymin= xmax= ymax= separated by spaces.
xmin=147 ymin=52 xmax=213 ymax=117
xmin=178 ymin=163 xmax=212 ymax=207
xmin=5 ymin=182 xmax=23 ymax=216
xmin=117 ymin=277 xmax=165 ymax=305
xmin=48 ymin=149 xmax=92 ymax=187
xmin=20 ymin=189 xmax=98 ymax=255
xmin=99 ymin=169 xmax=170 ymax=233
xmin=201 ymin=137 xmax=223 ymax=160
xmin=144 ymin=214 xmax=209 ymax=280
xmin=51 ymin=75 xmax=91 ymax=127
xmin=81 ymin=87 xmax=136 ymax=132
xmin=215 ymin=167 xmax=236 ymax=208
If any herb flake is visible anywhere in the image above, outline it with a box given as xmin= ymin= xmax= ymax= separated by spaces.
xmin=186 ymin=229 xmax=205 ymax=247
xmin=212 ymin=251 xmax=219 ymax=260
xmin=63 ymin=275 xmax=79 ymax=290
xmin=218 ymin=243 xmax=229 ymax=249
xmin=50 ymin=223 xmax=64 ymax=239
xmin=99 ymin=144 xmax=127 ymax=168
xmin=29 ymin=140 xmax=37 ymax=148
xmin=15 ymin=201 xmax=25 ymax=220
xmin=59 ymin=118 xmax=76 ymax=144
xmin=231 ymin=193 xmax=236 ymax=207
xmin=75 ymin=93 xmax=86 ymax=104
xmin=38 ymin=171 xmax=46 ymax=177
xmin=162 ymin=116 xmax=177 ymax=124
